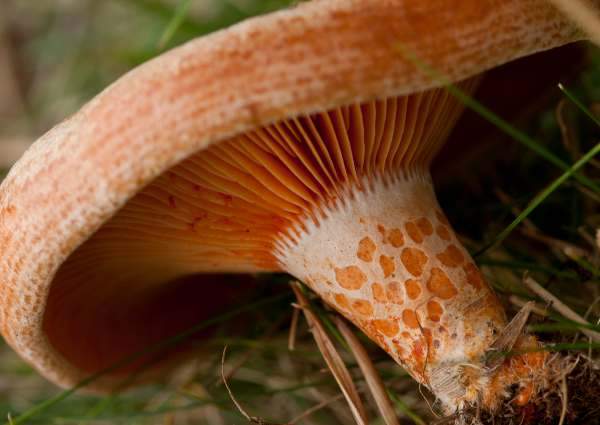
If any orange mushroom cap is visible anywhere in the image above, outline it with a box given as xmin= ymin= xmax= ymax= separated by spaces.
xmin=0 ymin=0 xmax=594 ymax=408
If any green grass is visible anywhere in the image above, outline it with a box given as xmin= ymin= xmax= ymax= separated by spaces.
xmin=474 ymin=141 xmax=599 ymax=257
xmin=1 ymin=1 xmax=600 ymax=424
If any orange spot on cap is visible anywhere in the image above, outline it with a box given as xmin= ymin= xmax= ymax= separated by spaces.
xmin=404 ymin=279 xmax=422 ymax=300
xmin=357 ymin=237 xmax=376 ymax=262
xmin=388 ymin=228 xmax=404 ymax=247
xmin=379 ymin=255 xmax=395 ymax=278
xmin=436 ymin=244 xmax=465 ymax=268
xmin=402 ymin=309 xmax=420 ymax=328
xmin=401 ymin=247 xmax=428 ymax=277
xmin=427 ymin=300 xmax=443 ymax=322
xmin=335 ymin=266 xmax=367 ymax=290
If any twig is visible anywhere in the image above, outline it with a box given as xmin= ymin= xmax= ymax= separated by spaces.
xmin=558 ymin=373 xmax=568 ymax=425
xmin=523 ymin=276 xmax=600 ymax=342
xmin=179 ymin=382 xmax=225 ymax=425
xmin=288 ymin=305 xmax=300 ymax=351
xmin=575 ymin=182 xmax=600 ymax=204
xmin=219 ymin=314 xmax=287 ymax=385
xmin=582 ymin=296 xmax=600 ymax=321
xmin=521 ymin=227 xmax=587 ymax=258
xmin=508 ymin=295 xmax=549 ymax=317
xmin=335 ymin=317 xmax=401 ymax=425
xmin=577 ymin=227 xmax=598 ymax=250
xmin=289 ymin=394 xmax=345 ymax=424
xmin=291 ymin=282 xmax=369 ymax=425
xmin=220 ymin=346 xmax=284 ymax=425
xmin=495 ymin=189 xmax=538 ymax=231
xmin=556 ymin=99 xmax=581 ymax=160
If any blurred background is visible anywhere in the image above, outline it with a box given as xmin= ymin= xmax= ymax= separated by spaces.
xmin=1 ymin=1 xmax=599 ymax=425
xmin=0 ymin=0 xmax=295 ymax=174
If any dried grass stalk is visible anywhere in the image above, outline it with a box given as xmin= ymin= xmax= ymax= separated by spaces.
xmin=523 ymin=276 xmax=600 ymax=342
xmin=291 ymin=282 xmax=368 ymax=425
xmin=335 ymin=317 xmax=401 ymax=425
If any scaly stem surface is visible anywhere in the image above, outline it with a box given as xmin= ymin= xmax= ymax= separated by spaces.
xmin=278 ymin=172 xmax=544 ymax=411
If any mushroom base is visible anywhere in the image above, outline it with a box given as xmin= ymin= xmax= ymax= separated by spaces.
xmin=277 ymin=171 xmax=543 ymax=411
xmin=458 ymin=355 xmax=600 ymax=424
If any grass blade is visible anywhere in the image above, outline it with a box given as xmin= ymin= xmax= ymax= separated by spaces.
xmin=387 ymin=392 xmax=426 ymax=425
xmin=157 ymin=0 xmax=193 ymax=49
xmin=530 ymin=322 xmax=600 ymax=333
xmin=396 ymin=44 xmax=600 ymax=195
xmin=5 ymin=292 xmax=291 ymax=425
xmin=474 ymin=142 xmax=600 ymax=256
xmin=558 ymin=82 xmax=600 ymax=127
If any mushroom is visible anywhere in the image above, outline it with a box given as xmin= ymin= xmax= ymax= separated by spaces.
xmin=0 ymin=0 xmax=595 ymax=414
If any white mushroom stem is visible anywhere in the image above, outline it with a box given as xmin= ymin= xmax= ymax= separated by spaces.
xmin=278 ymin=172 xmax=542 ymax=410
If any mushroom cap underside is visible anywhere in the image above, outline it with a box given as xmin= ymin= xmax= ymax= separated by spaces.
xmin=38 ymin=79 xmax=476 ymax=389
xmin=0 ymin=0 xmax=585 ymax=390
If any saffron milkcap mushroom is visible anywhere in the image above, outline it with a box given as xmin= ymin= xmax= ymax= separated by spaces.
xmin=0 ymin=0 xmax=595 ymax=413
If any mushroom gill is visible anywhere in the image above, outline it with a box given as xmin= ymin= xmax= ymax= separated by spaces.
xmin=42 ymin=78 xmax=513 ymax=407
